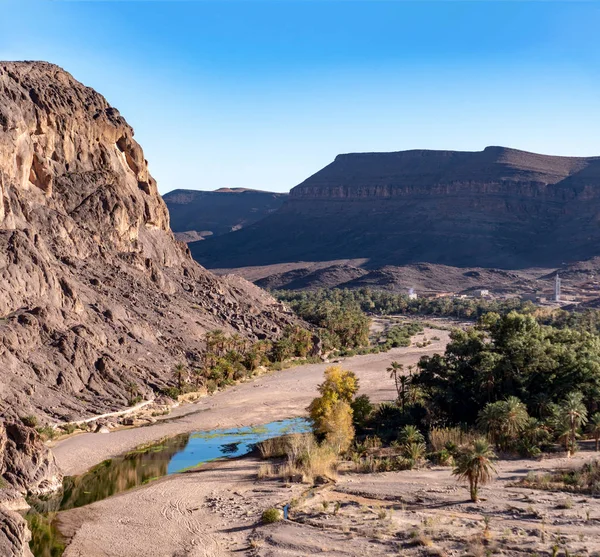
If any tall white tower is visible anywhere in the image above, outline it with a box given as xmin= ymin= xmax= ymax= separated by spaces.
xmin=554 ymin=273 xmax=561 ymax=302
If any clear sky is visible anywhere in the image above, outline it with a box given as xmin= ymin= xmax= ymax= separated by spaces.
xmin=1 ymin=1 xmax=599 ymax=194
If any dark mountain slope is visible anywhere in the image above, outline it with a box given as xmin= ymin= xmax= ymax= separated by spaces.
xmin=164 ymin=188 xmax=287 ymax=241
xmin=190 ymin=147 xmax=600 ymax=270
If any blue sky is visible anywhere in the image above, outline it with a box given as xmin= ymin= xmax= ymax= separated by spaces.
xmin=1 ymin=1 xmax=599 ymax=194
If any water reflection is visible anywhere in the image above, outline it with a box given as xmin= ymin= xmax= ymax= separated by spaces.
xmin=27 ymin=418 xmax=310 ymax=557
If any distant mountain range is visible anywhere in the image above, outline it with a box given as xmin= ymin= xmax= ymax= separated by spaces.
xmin=163 ymin=188 xmax=287 ymax=242
xmin=187 ymin=147 xmax=600 ymax=275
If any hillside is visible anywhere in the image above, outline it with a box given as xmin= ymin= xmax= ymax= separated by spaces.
xmin=163 ymin=187 xmax=287 ymax=241
xmin=0 ymin=62 xmax=296 ymax=422
xmin=190 ymin=147 xmax=600 ymax=271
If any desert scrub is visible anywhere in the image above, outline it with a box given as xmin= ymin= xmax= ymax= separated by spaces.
xmin=61 ymin=423 xmax=78 ymax=435
xmin=20 ymin=415 xmax=38 ymax=428
xmin=257 ymin=463 xmax=275 ymax=479
xmin=258 ymin=432 xmax=339 ymax=483
xmin=36 ymin=425 xmax=57 ymax=441
xmin=261 ymin=507 xmax=283 ymax=524
xmin=429 ymin=426 xmax=479 ymax=453
xmin=517 ymin=460 xmax=600 ymax=495
xmin=257 ymin=436 xmax=289 ymax=459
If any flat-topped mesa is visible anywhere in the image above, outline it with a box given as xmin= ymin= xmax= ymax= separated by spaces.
xmin=0 ymin=62 xmax=297 ymax=421
xmin=190 ymin=146 xmax=600 ymax=270
xmin=290 ymin=147 xmax=599 ymax=200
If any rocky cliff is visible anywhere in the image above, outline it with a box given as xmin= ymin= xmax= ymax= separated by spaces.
xmin=0 ymin=421 xmax=62 ymax=557
xmin=164 ymin=188 xmax=287 ymax=242
xmin=190 ymin=147 xmax=600 ymax=270
xmin=0 ymin=62 xmax=296 ymax=421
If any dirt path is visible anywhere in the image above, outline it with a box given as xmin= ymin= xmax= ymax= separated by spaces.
xmin=53 ymin=328 xmax=449 ymax=476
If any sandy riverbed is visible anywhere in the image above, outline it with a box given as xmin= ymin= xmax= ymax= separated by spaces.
xmin=53 ymin=328 xmax=449 ymax=476
xmin=52 ymin=326 xmax=600 ymax=556
xmin=59 ymin=444 xmax=600 ymax=556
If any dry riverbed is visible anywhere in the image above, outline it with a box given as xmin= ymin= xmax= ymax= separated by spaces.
xmin=59 ymin=448 xmax=600 ymax=556
xmin=51 ymin=327 xmax=600 ymax=556
xmin=53 ymin=327 xmax=449 ymax=476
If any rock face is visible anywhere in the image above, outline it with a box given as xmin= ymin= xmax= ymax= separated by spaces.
xmin=190 ymin=147 xmax=600 ymax=270
xmin=0 ymin=62 xmax=296 ymax=421
xmin=0 ymin=422 xmax=62 ymax=497
xmin=0 ymin=507 xmax=33 ymax=557
xmin=164 ymin=188 xmax=287 ymax=242
xmin=0 ymin=422 xmax=60 ymax=557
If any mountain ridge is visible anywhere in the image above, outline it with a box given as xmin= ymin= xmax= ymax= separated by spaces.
xmin=190 ymin=146 xmax=600 ymax=271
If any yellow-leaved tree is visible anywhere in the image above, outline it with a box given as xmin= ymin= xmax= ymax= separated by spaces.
xmin=308 ymin=366 xmax=358 ymax=453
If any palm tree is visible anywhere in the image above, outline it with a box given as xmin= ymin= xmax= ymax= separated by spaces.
xmin=502 ymin=396 xmax=529 ymax=439
xmin=399 ymin=424 xmax=425 ymax=445
xmin=588 ymin=412 xmax=600 ymax=452
xmin=477 ymin=402 xmax=505 ymax=447
xmin=560 ymin=391 xmax=588 ymax=455
xmin=452 ymin=438 xmax=497 ymax=502
xmin=402 ymin=442 xmax=427 ymax=469
xmin=387 ymin=361 xmax=403 ymax=401
xmin=477 ymin=397 xmax=528 ymax=451
xmin=173 ymin=363 xmax=188 ymax=391
xmin=205 ymin=329 xmax=227 ymax=356
xmin=191 ymin=367 xmax=204 ymax=391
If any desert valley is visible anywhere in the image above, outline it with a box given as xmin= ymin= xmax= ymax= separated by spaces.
xmin=1 ymin=7 xmax=600 ymax=556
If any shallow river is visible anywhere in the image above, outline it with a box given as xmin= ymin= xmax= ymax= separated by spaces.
xmin=27 ymin=418 xmax=310 ymax=556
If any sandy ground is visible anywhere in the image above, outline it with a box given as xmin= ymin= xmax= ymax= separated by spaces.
xmin=252 ymin=450 xmax=600 ymax=556
xmin=60 ymin=445 xmax=600 ymax=556
xmin=53 ymin=328 xmax=449 ymax=476
xmin=52 ymin=323 xmax=600 ymax=557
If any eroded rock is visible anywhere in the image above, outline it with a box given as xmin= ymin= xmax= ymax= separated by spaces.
xmin=0 ymin=61 xmax=297 ymax=421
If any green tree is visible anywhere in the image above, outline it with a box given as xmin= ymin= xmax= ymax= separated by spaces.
xmin=205 ymin=330 xmax=227 ymax=356
xmin=477 ymin=397 xmax=529 ymax=451
xmin=452 ymin=439 xmax=497 ymax=502
xmin=351 ymin=394 xmax=373 ymax=429
xmin=588 ymin=413 xmax=600 ymax=451
xmin=271 ymin=337 xmax=294 ymax=363
xmin=191 ymin=368 xmax=204 ymax=390
xmin=560 ymin=391 xmax=588 ymax=454
xmin=387 ymin=361 xmax=404 ymax=406
xmin=173 ymin=363 xmax=187 ymax=391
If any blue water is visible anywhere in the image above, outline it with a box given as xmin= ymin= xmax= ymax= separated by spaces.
xmin=27 ymin=417 xmax=311 ymax=557
xmin=167 ymin=418 xmax=310 ymax=474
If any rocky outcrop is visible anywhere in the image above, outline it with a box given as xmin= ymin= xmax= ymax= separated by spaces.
xmin=190 ymin=147 xmax=600 ymax=270
xmin=164 ymin=188 xmax=287 ymax=241
xmin=0 ymin=62 xmax=296 ymax=421
xmin=0 ymin=508 xmax=33 ymax=557
xmin=0 ymin=422 xmax=62 ymax=497
xmin=0 ymin=422 xmax=60 ymax=557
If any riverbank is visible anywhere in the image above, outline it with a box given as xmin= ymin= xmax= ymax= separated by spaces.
xmin=53 ymin=328 xmax=448 ymax=476
xmin=59 ymin=443 xmax=600 ymax=556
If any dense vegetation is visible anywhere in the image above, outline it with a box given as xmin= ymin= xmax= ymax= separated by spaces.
xmin=345 ymin=310 xmax=600 ymax=472
xmin=258 ymin=309 xmax=600 ymax=500
xmin=415 ymin=311 xmax=600 ymax=431
xmin=165 ymin=325 xmax=316 ymax=398
xmin=275 ymin=287 xmax=534 ymax=320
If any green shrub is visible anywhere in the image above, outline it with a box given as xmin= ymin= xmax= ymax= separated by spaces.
xmin=162 ymin=387 xmax=181 ymax=400
xmin=36 ymin=426 xmax=57 ymax=441
xmin=20 ymin=415 xmax=38 ymax=428
xmin=61 ymin=423 xmax=77 ymax=435
xmin=261 ymin=507 xmax=283 ymax=524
